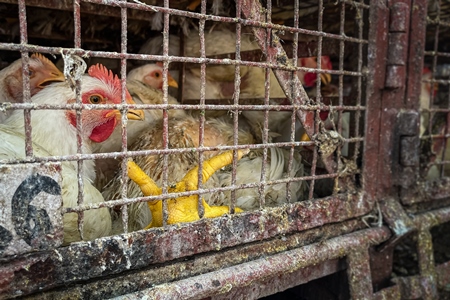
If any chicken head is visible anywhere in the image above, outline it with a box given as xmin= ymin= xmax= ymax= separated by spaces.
xmin=66 ymin=64 xmax=145 ymax=143
xmin=2 ymin=53 xmax=65 ymax=103
xmin=127 ymin=62 xmax=178 ymax=90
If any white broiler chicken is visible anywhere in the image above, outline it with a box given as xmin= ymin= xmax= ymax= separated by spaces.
xmin=139 ymin=29 xmax=332 ymax=99
xmin=93 ymin=79 xmax=184 ymax=154
xmin=102 ymin=114 xmax=255 ymax=233
xmin=0 ymin=53 xmax=65 ymax=123
xmin=0 ymin=64 xmax=144 ymax=244
xmin=103 ymin=113 xmax=305 ymax=232
xmin=92 ymin=63 xmax=181 ymax=185
xmin=127 ymin=62 xmax=179 ymax=90
xmin=211 ymin=148 xmax=305 ymax=210
xmin=92 ymin=79 xmax=187 ymax=186
xmin=139 ymin=29 xmax=332 ymax=142
xmin=93 ymin=62 xmax=179 ymax=154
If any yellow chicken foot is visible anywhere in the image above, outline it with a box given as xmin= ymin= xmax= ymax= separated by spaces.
xmin=127 ymin=149 xmax=248 ymax=228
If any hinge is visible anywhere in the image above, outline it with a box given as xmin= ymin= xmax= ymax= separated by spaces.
xmin=396 ymin=111 xmax=420 ymax=187
xmin=385 ymin=2 xmax=410 ymax=89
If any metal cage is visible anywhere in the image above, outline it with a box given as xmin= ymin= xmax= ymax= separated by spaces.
xmin=0 ymin=0 xmax=448 ymax=299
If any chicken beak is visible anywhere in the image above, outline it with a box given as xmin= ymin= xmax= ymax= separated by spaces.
xmin=300 ymin=132 xmax=311 ymax=142
xmin=168 ymin=74 xmax=179 ymax=88
xmin=319 ymin=73 xmax=331 ymax=86
xmin=125 ymin=95 xmax=145 ymax=120
xmin=36 ymin=68 xmax=65 ymax=88
xmin=126 ymin=109 xmax=145 ymax=121
xmin=106 ymin=94 xmax=145 ymax=121
xmin=106 ymin=109 xmax=145 ymax=121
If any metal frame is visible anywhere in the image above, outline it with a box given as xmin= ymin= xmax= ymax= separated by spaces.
xmin=1 ymin=0 xmax=450 ymax=299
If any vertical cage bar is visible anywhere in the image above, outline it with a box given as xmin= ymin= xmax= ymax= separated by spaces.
xmin=161 ymin=0 xmax=171 ymax=226
xmin=17 ymin=0 xmax=33 ymax=158
xmin=196 ymin=0 xmax=207 ymax=219
xmin=286 ymin=0 xmax=301 ymax=203
xmin=120 ymin=0 xmax=129 ymax=234
xmin=416 ymin=227 xmax=438 ymax=299
xmin=230 ymin=0 xmax=243 ymax=213
xmin=335 ymin=0 xmax=346 ymax=193
xmin=362 ymin=0 xmax=389 ymax=202
xmin=258 ymin=0 xmax=273 ymax=209
xmin=74 ymin=0 xmax=85 ymax=240
xmin=307 ymin=0 xmax=326 ymax=200
xmin=347 ymin=247 xmax=374 ymax=299
xmin=353 ymin=2 xmax=365 ymax=164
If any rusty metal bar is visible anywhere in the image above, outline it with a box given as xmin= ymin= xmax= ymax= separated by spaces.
xmin=436 ymin=261 xmax=450 ymax=288
xmin=0 ymin=43 xmax=355 ymax=77
xmin=378 ymin=0 xmax=411 ymax=193
xmin=0 ymin=194 xmax=372 ymax=298
xmin=0 ymin=101 xmax=366 ymax=112
xmin=401 ymin=177 xmax=450 ymax=205
xmin=210 ymin=259 xmax=345 ymax=300
xmin=352 ymin=3 xmax=365 ymax=166
xmin=112 ymin=227 xmax=390 ymax=299
xmin=416 ymin=227 xmax=438 ymax=300
xmin=195 ymin=0 xmax=207 ymax=218
xmin=240 ymin=0 xmax=315 ymax=145
xmin=230 ymin=0 xmax=243 ymax=212
xmin=159 ymin=0 xmax=171 ymax=227
xmin=362 ymin=0 xmax=388 ymax=202
xmin=405 ymin=0 xmax=427 ymax=109
xmin=413 ymin=205 xmax=450 ymax=229
xmin=17 ymin=0 xmax=33 ymax=158
xmin=347 ymin=247 xmax=374 ymax=299
xmin=392 ymin=275 xmax=432 ymax=299
xmin=119 ymin=0 xmax=130 ymax=234
xmin=2 ymin=219 xmax=368 ymax=299
xmin=373 ymin=285 xmax=401 ymax=300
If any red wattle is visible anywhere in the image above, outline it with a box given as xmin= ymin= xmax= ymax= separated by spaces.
xmin=89 ymin=117 xmax=117 ymax=143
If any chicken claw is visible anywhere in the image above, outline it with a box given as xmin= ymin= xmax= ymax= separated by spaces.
xmin=127 ymin=149 xmax=248 ymax=228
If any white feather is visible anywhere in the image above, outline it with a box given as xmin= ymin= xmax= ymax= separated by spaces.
xmin=1 ymin=77 xmax=113 ymax=244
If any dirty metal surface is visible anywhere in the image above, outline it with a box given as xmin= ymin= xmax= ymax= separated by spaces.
xmin=19 ymin=219 xmax=368 ymax=299
xmin=401 ymin=177 xmax=450 ymax=206
xmin=0 ymin=163 xmax=63 ymax=258
xmin=373 ymin=285 xmax=401 ymax=300
xmin=436 ymin=261 xmax=450 ymax=288
xmin=209 ymin=258 xmax=345 ymax=300
xmin=392 ymin=275 xmax=434 ymax=299
xmin=362 ymin=0 xmax=388 ymax=201
xmin=114 ymin=227 xmax=390 ymax=300
xmin=377 ymin=0 xmax=411 ymax=196
xmin=389 ymin=206 xmax=450 ymax=299
xmin=0 ymin=193 xmax=371 ymax=298
xmin=0 ymin=0 xmax=390 ymax=299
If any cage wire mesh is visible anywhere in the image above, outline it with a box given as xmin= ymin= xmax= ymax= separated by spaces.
xmin=0 ymin=0 xmax=406 ymax=299
xmin=0 ymin=0 xmax=370 ymax=242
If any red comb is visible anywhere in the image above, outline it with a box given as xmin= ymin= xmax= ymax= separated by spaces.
xmin=155 ymin=61 xmax=163 ymax=67
xmin=88 ymin=64 xmax=120 ymax=87
xmin=303 ymin=72 xmax=318 ymax=88
xmin=88 ymin=64 xmax=132 ymax=100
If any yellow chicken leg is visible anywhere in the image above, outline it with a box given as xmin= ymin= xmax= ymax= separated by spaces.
xmin=127 ymin=150 xmax=247 ymax=229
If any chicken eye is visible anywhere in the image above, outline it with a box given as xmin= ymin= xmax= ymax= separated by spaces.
xmin=89 ymin=95 xmax=102 ymax=104
xmin=154 ymin=72 xmax=160 ymax=78
xmin=28 ymin=70 xmax=34 ymax=77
